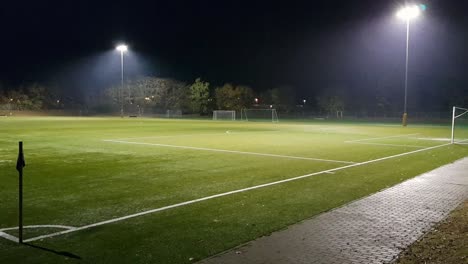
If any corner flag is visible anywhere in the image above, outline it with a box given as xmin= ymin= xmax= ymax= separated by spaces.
xmin=17 ymin=141 xmax=25 ymax=243
xmin=16 ymin=143 xmax=25 ymax=172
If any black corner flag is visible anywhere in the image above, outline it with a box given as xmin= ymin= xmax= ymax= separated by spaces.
xmin=16 ymin=142 xmax=25 ymax=172
xmin=17 ymin=141 xmax=25 ymax=244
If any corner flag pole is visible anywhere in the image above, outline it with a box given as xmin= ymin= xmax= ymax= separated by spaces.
xmin=16 ymin=141 xmax=26 ymax=243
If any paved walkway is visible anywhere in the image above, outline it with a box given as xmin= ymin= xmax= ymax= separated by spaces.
xmin=200 ymin=158 xmax=468 ymax=264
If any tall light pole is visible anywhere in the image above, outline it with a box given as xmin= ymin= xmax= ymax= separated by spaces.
xmin=397 ymin=5 xmax=421 ymax=126
xmin=116 ymin=44 xmax=128 ymax=117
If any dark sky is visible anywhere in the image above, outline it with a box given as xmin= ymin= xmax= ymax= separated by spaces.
xmin=1 ymin=0 xmax=468 ymax=109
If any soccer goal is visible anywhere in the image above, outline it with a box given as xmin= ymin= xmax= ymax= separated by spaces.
xmin=213 ymin=110 xmax=236 ymax=121
xmin=166 ymin=109 xmax=182 ymax=118
xmin=241 ymin=109 xmax=279 ymax=122
xmin=0 ymin=104 xmax=13 ymax=116
xmin=451 ymin=106 xmax=468 ymax=144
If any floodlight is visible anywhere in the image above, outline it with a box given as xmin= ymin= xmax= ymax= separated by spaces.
xmin=397 ymin=5 xmax=421 ymax=21
xmin=115 ymin=43 xmax=128 ymax=117
xmin=116 ymin=44 xmax=128 ymax=52
xmin=396 ymin=5 xmax=422 ymax=127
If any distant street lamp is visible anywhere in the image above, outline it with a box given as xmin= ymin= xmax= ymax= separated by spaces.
xmin=303 ymin=99 xmax=306 ymax=105
xmin=397 ymin=5 xmax=421 ymax=126
xmin=116 ymin=44 xmax=128 ymax=117
xmin=254 ymin=98 xmax=259 ymax=104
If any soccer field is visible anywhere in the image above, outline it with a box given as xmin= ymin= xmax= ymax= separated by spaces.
xmin=1 ymin=117 xmax=467 ymax=263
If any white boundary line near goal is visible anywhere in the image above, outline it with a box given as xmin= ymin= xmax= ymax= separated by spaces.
xmin=19 ymin=140 xmax=460 ymax=243
xmin=344 ymin=133 xmax=420 ymax=143
xmin=103 ymin=139 xmax=357 ymax=164
xmin=412 ymin=137 xmax=451 ymax=142
xmin=346 ymin=142 xmax=427 ymax=148
xmin=345 ymin=133 xmax=427 ymax=148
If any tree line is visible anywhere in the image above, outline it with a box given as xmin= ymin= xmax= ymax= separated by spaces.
xmin=8 ymin=74 xmax=464 ymax=117
xmin=0 ymin=83 xmax=66 ymax=111
xmin=102 ymin=77 xmax=302 ymax=116
xmin=0 ymin=77 xmax=309 ymax=115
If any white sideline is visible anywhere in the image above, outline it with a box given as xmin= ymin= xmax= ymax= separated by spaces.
xmin=103 ymin=139 xmax=357 ymax=164
xmin=345 ymin=133 xmax=419 ymax=143
xmin=22 ymin=141 xmax=455 ymax=243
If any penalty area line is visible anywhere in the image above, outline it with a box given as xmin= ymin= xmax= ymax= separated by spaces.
xmin=24 ymin=141 xmax=454 ymax=243
xmin=103 ymin=139 xmax=357 ymax=164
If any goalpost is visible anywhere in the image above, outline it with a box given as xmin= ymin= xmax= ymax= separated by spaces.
xmin=213 ymin=110 xmax=236 ymax=121
xmin=241 ymin=109 xmax=279 ymax=122
xmin=451 ymin=106 xmax=468 ymax=144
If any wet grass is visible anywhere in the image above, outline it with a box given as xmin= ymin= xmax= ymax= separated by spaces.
xmin=0 ymin=117 xmax=467 ymax=263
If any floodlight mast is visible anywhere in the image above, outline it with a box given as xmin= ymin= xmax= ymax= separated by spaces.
xmin=116 ymin=44 xmax=128 ymax=117
xmin=397 ymin=5 xmax=420 ymax=126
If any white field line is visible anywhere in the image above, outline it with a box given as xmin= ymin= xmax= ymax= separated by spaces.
xmin=103 ymin=139 xmax=357 ymax=164
xmin=0 ymin=231 xmax=18 ymax=243
xmin=346 ymin=141 xmax=426 ymax=148
xmin=412 ymin=137 xmax=468 ymax=144
xmin=413 ymin=137 xmax=451 ymax=142
xmin=345 ymin=133 xmax=419 ymax=143
xmin=0 ymin=225 xmax=76 ymax=232
xmin=23 ymin=141 xmax=456 ymax=243
xmin=109 ymin=130 xmax=281 ymax=141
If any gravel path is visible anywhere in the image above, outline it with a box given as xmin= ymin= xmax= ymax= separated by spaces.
xmin=199 ymin=157 xmax=468 ymax=264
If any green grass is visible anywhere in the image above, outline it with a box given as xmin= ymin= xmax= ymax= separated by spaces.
xmin=0 ymin=117 xmax=467 ymax=263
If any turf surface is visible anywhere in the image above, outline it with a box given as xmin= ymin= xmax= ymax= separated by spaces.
xmin=0 ymin=117 xmax=467 ymax=263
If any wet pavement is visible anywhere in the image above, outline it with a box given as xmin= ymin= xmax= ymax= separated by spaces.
xmin=200 ymin=158 xmax=468 ymax=264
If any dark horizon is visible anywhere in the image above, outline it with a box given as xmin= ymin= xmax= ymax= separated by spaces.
xmin=1 ymin=0 xmax=468 ymax=110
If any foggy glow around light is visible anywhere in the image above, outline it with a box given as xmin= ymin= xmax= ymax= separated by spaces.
xmin=116 ymin=44 xmax=128 ymax=52
xmin=396 ymin=5 xmax=421 ymax=21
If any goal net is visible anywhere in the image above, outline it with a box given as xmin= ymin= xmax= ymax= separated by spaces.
xmin=451 ymin=106 xmax=468 ymax=144
xmin=213 ymin=110 xmax=236 ymax=121
xmin=241 ymin=109 xmax=279 ymax=122
xmin=0 ymin=104 xmax=12 ymax=116
xmin=166 ymin=109 xmax=182 ymax=118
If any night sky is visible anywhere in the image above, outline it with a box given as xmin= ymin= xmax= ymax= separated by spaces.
xmin=1 ymin=0 xmax=468 ymax=109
